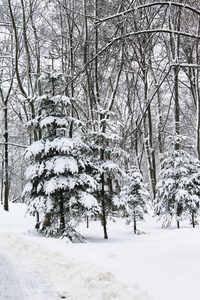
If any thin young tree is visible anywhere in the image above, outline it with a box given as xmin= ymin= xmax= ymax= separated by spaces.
xmin=154 ymin=136 xmax=200 ymax=228
xmin=120 ymin=167 xmax=149 ymax=234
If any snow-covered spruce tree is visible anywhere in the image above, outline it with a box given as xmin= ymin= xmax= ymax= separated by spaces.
xmin=23 ymin=72 xmax=99 ymax=241
xmin=154 ymin=147 xmax=200 ymax=228
xmin=83 ymin=109 xmax=122 ymax=239
xmin=119 ymin=167 xmax=149 ymax=234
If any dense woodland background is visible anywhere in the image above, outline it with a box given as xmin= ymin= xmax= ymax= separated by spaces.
xmin=1 ymin=0 xmax=200 ymax=239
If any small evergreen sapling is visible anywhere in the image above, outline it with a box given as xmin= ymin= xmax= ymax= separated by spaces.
xmin=154 ymin=149 xmax=200 ymax=228
xmin=120 ymin=167 xmax=149 ymax=234
xmin=83 ymin=109 xmax=122 ymax=239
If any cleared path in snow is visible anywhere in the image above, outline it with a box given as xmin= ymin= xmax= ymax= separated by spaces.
xmin=0 ymin=245 xmax=65 ymax=300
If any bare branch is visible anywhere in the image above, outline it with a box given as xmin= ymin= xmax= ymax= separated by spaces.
xmin=0 ymin=142 xmax=27 ymax=148
xmin=136 ymin=65 xmax=172 ymax=131
xmin=124 ymin=28 xmax=200 ymax=40
xmin=66 ymin=27 xmax=200 ymax=88
xmin=96 ymin=2 xmax=200 ymax=25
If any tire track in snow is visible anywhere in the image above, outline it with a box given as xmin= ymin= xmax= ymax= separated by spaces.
xmin=0 ymin=245 xmax=67 ymax=300
xmin=0 ymin=232 xmax=151 ymax=300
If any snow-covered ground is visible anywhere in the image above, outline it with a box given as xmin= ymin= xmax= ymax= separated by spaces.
xmin=0 ymin=203 xmax=200 ymax=300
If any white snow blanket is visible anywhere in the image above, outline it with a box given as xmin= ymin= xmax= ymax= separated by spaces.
xmin=0 ymin=203 xmax=200 ymax=300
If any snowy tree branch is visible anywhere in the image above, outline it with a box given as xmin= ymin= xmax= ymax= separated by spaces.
xmin=123 ymin=29 xmax=200 ymax=40
xmin=67 ymin=27 xmax=200 ymax=88
xmin=0 ymin=142 xmax=27 ymax=148
xmin=96 ymin=2 xmax=200 ymax=25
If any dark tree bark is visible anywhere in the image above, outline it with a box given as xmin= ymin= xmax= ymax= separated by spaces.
xmin=191 ymin=213 xmax=195 ymax=228
xmin=134 ymin=218 xmax=137 ymax=234
xmin=100 ymin=139 xmax=108 ymax=239
xmin=59 ymin=196 xmax=66 ymax=233
xmin=3 ymin=101 xmax=9 ymax=211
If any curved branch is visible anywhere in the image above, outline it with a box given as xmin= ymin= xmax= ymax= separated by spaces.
xmin=97 ymin=2 xmax=200 ymax=25
xmin=66 ymin=27 xmax=200 ymax=88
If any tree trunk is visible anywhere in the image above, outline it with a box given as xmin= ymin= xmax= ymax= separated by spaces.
xmin=83 ymin=0 xmax=96 ymax=129
xmin=8 ymin=0 xmax=27 ymax=98
xmin=86 ymin=216 xmax=89 ymax=228
xmin=3 ymin=99 xmax=9 ymax=211
xmin=174 ymin=65 xmax=180 ymax=150
xmin=177 ymin=220 xmax=180 ymax=229
xmin=168 ymin=2 xmax=181 ymax=150
xmin=42 ymin=213 xmax=51 ymax=229
xmin=20 ymin=0 xmax=33 ymax=96
xmin=1 ymin=160 xmax=4 ymax=205
xmin=191 ymin=213 xmax=195 ymax=228
xmin=149 ymin=61 xmax=163 ymax=155
xmin=59 ymin=196 xmax=66 ymax=233
xmin=101 ymin=172 xmax=108 ymax=239
xmin=143 ymin=69 xmax=156 ymax=199
xmin=94 ymin=0 xmax=100 ymax=105
xmin=35 ymin=212 xmax=40 ymax=229
xmin=194 ymin=36 xmax=200 ymax=159
xmin=29 ymin=0 xmax=42 ymax=96
xmin=133 ymin=218 xmax=137 ymax=234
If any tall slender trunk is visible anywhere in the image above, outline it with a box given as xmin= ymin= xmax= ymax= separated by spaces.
xmin=195 ymin=32 xmax=200 ymax=158
xmin=169 ymin=2 xmax=181 ymax=150
xmin=94 ymin=0 xmax=100 ymax=105
xmin=67 ymin=0 xmax=75 ymax=138
xmin=143 ymin=69 xmax=156 ymax=199
xmin=8 ymin=0 xmax=27 ymax=98
xmin=0 ymin=81 xmax=13 ymax=211
xmin=100 ymin=127 xmax=108 ymax=239
xmin=148 ymin=103 xmax=157 ymax=195
xmin=21 ymin=0 xmax=33 ymax=96
xmin=4 ymin=99 xmax=9 ymax=211
xmin=1 ymin=160 xmax=4 ymax=205
xmin=149 ymin=61 xmax=163 ymax=155
xmin=168 ymin=2 xmax=181 ymax=228
xmin=83 ymin=0 xmax=95 ymax=128
xmin=29 ymin=0 xmax=41 ymax=96
xmin=174 ymin=65 xmax=180 ymax=150
xmin=196 ymin=69 xmax=200 ymax=158
xmin=101 ymin=173 xmax=108 ymax=239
